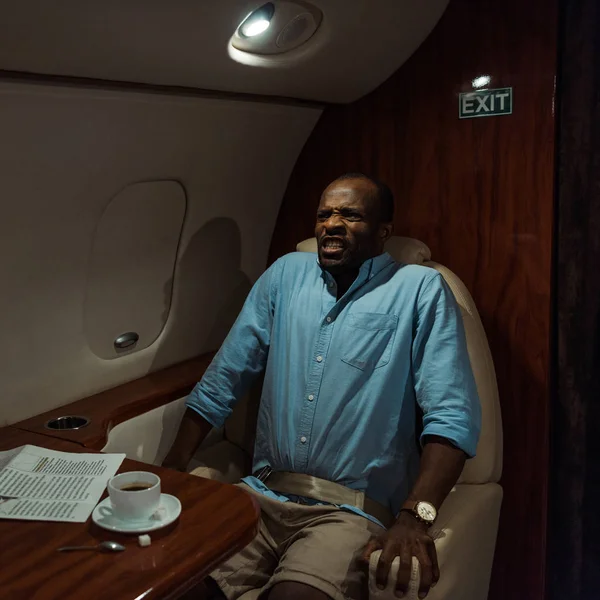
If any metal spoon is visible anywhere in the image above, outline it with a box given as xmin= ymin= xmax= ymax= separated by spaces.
xmin=58 ymin=541 xmax=126 ymax=553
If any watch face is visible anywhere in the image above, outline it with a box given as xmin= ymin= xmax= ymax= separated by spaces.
xmin=416 ymin=502 xmax=437 ymax=522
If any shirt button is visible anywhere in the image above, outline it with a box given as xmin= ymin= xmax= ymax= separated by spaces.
xmin=308 ymin=395 xmax=314 ymax=401
xmin=300 ymin=436 xmax=307 ymax=444
xmin=316 ymin=356 xmax=323 ymax=362
xmin=326 ymin=317 xmax=332 ymax=323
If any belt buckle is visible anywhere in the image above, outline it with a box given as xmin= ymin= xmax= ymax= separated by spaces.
xmin=254 ymin=466 xmax=273 ymax=483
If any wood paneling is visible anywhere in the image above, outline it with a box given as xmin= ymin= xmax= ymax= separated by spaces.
xmin=550 ymin=0 xmax=600 ymax=597
xmin=0 ymin=427 xmax=259 ymax=600
xmin=15 ymin=352 xmax=215 ymax=449
xmin=269 ymin=0 xmax=558 ymax=598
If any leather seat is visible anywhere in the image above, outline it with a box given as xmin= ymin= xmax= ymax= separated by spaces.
xmin=189 ymin=236 xmax=503 ymax=600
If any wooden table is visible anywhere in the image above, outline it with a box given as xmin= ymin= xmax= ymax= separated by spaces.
xmin=0 ymin=428 xmax=259 ymax=600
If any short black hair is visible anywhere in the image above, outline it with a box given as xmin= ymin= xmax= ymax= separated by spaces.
xmin=333 ymin=172 xmax=394 ymax=223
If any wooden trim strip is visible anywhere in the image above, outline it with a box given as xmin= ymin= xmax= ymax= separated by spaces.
xmin=13 ymin=352 xmax=215 ymax=450
xmin=0 ymin=69 xmax=327 ymax=109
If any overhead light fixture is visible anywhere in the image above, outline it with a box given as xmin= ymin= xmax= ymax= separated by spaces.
xmin=238 ymin=3 xmax=275 ymax=38
xmin=231 ymin=1 xmax=322 ymax=56
xmin=472 ymin=75 xmax=491 ymax=89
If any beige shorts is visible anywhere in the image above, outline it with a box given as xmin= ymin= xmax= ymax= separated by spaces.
xmin=210 ymin=484 xmax=384 ymax=600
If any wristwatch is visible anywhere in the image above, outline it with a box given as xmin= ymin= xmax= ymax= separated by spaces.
xmin=400 ymin=500 xmax=437 ymax=525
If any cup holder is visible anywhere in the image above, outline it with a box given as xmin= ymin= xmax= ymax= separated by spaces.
xmin=44 ymin=416 xmax=90 ymax=431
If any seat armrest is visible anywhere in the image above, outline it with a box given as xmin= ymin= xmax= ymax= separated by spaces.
xmin=189 ymin=439 xmax=251 ymax=484
xmin=369 ymin=483 xmax=502 ymax=600
xmin=101 ymin=396 xmax=224 ymax=465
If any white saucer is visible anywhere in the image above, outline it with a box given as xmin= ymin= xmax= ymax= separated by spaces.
xmin=92 ymin=493 xmax=181 ymax=533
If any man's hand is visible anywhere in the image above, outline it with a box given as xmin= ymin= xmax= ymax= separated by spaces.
xmin=360 ymin=436 xmax=464 ymax=596
xmin=360 ymin=511 xmax=439 ymax=598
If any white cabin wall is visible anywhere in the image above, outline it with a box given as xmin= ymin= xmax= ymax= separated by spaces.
xmin=0 ymin=81 xmax=321 ymax=425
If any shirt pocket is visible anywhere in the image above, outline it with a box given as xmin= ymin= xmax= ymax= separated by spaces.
xmin=341 ymin=312 xmax=398 ymax=371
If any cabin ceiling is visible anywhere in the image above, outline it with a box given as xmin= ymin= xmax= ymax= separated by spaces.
xmin=0 ymin=0 xmax=449 ymax=103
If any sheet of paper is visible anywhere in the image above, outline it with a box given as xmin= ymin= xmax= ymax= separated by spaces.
xmin=0 ymin=497 xmax=95 ymax=522
xmin=0 ymin=446 xmax=23 ymax=471
xmin=0 ymin=445 xmax=125 ymax=523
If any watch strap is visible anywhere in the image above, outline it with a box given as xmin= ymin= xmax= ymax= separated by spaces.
xmin=401 ymin=500 xmax=419 ymax=513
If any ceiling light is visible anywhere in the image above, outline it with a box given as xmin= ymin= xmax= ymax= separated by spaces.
xmin=472 ymin=75 xmax=491 ymax=89
xmin=242 ymin=18 xmax=271 ymax=37
xmin=238 ymin=3 xmax=275 ymax=38
xmin=231 ymin=1 xmax=322 ymax=57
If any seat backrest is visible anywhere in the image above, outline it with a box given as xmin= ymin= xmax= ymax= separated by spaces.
xmin=225 ymin=236 xmax=502 ymax=484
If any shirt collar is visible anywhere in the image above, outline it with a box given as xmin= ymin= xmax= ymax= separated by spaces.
xmin=360 ymin=252 xmax=395 ymax=279
xmin=317 ymin=252 xmax=395 ymax=287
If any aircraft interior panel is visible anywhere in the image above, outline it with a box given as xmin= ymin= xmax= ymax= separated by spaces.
xmin=0 ymin=82 xmax=321 ymax=425
xmin=0 ymin=0 xmax=450 ymax=103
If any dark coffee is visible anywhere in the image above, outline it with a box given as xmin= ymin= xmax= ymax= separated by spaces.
xmin=119 ymin=482 xmax=153 ymax=492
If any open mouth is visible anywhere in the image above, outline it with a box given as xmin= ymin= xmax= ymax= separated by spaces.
xmin=319 ymin=237 xmax=346 ymax=258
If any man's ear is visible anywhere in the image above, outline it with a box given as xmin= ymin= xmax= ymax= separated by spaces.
xmin=380 ymin=223 xmax=393 ymax=242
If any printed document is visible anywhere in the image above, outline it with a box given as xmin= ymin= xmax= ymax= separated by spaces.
xmin=0 ymin=445 xmax=125 ymax=522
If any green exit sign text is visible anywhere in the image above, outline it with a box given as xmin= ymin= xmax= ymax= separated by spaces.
xmin=459 ymin=87 xmax=513 ymax=119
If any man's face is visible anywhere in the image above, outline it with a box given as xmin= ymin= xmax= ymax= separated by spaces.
xmin=315 ymin=178 xmax=391 ymax=274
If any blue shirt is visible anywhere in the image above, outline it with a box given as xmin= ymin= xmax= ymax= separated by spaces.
xmin=187 ymin=252 xmax=481 ymax=524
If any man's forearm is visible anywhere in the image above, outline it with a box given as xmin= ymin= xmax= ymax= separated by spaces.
xmin=363 ymin=435 xmax=467 ymax=596
xmin=162 ymin=408 xmax=213 ymax=471
xmin=404 ymin=435 xmax=467 ymax=511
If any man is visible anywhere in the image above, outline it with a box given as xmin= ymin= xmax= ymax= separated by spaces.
xmin=164 ymin=173 xmax=481 ymax=600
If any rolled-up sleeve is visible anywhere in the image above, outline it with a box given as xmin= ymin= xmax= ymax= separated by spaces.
xmin=412 ymin=273 xmax=481 ymax=457
xmin=186 ymin=259 xmax=281 ymax=428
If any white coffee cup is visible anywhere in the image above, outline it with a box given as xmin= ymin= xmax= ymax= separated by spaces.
xmin=107 ymin=471 xmax=161 ymax=521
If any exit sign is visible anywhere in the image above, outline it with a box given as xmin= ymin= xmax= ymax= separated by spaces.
xmin=459 ymin=87 xmax=513 ymax=119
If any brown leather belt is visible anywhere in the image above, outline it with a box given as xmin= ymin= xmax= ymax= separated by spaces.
xmin=263 ymin=471 xmax=394 ymax=527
